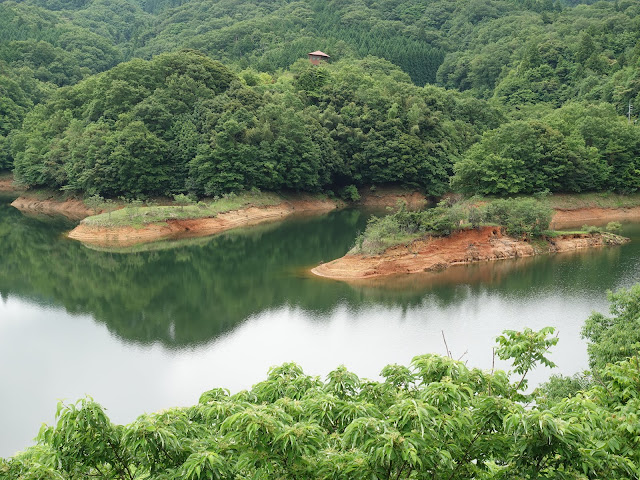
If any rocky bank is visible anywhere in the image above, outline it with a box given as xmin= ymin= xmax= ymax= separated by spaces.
xmin=311 ymin=226 xmax=629 ymax=280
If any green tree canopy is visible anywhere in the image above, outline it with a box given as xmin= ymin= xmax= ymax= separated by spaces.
xmin=4 ymin=323 xmax=640 ymax=479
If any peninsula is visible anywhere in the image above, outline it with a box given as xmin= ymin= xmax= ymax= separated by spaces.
xmin=312 ymin=226 xmax=629 ymax=280
xmin=312 ymin=197 xmax=633 ymax=280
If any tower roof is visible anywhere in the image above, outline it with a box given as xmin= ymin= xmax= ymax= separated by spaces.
xmin=308 ymin=51 xmax=330 ymax=58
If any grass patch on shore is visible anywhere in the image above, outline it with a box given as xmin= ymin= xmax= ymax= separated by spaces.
xmin=447 ymin=192 xmax=640 ymax=210
xmin=350 ymin=230 xmax=425 ymax=255
xmin=543 ymin=230 xmax=584 ymax=237
xmin=82 ymin=191 xmax=283 ymax=228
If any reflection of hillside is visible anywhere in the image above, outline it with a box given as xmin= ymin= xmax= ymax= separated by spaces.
xmin=0 ymin=204 xmax=372 ymax=346
xmin=1 ymin=200 xmax=639 ymax=348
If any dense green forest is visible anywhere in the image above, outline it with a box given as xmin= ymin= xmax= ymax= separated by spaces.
xmin=4 ymin=0 xmax=640 ymax=475
xmin=2 ymin=285 xmax=640 ymax=479
xmin=10 ymin=51 xmax=498 ymax=197
xmin=1 ymin=0 xmax=640 ymax=198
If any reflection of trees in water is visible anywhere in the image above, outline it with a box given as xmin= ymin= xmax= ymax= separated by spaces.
xmin=1 ymin=201 xmax=639 ymax=348
xmin=0 ymin=206 xmax=370 ymax=346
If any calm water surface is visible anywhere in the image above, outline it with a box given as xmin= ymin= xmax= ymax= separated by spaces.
xmin=1 ymin=195 xmax=639 ymax=457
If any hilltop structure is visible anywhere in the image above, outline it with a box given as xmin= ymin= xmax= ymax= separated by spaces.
xmin=308 ymin=51 xmax=329 ymax=65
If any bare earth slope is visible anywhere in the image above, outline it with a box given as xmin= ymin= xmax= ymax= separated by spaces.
xmin=67 ymin=197 xmax=338 ymax=247
xmin=8 ymin=187 xmax=640 ymax=252
xmin=550 ymin=206 xmax=640 ymax=229
xmin=311 ymin=226 xmax=629 ymax=280
xmin=0 ymin=174 xmax=24 ymax=194
xmin=11 ymin=196 xmax=96 ymax=220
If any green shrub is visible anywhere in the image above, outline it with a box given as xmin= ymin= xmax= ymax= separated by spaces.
xmin=582 ymin=224 xmax=602 ymax=234
xmin=173 ymin=193 xmax=193 ymax=204
xmin=485 ymin=198 xmax=552 ymax=238
xmin=605 ymin=221 xmax=622 ymax=233
xmin=538 ymin=373 xmax=592 ymax=405
xmin=582 ymin=284 xmax=640 ymax=371
xmin=340 ymin=184 xmax=360 ymax=202
xmin=84 ymin=194 xmax=105 ymax=214
xmin=353 ymin=197 xmax=552 ymax=254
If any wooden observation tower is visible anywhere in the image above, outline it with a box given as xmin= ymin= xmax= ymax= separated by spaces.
xmin=308 ymin=51 xmax=330 ymax=65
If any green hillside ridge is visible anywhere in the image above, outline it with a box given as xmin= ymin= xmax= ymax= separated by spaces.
xmin=9 ymin=51 xmax=500 ymax=198
xmin=1 ymin=0 xmax=640 ymax=200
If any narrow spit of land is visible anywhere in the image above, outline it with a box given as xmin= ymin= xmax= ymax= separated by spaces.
xmin=8 ymin=184 xmax=426 ymax=247
xmin=309 ymin=193 xmax=640 ymax=280
xmin=311 ymin=225 xmax=629 ymax=280
xmin=66 ymin=195 xmax=340 ymax=247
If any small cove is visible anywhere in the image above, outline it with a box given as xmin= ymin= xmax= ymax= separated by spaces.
xmin=1 ymin=195 xmax=640 ymax=458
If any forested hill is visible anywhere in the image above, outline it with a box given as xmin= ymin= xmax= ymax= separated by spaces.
xmin=10 ymin=51 xmax=501 ymax=197
xmin=4 ymin=0 xmax=639 ymax=94
xmin=1 ymin=0 xmax=640 ymax=197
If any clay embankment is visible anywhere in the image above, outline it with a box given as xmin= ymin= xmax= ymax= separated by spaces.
xmin=68 ymin=197 xmax=339 ymax=247
xmin=9 ymin=186 xmax=640 ymax=248
xmin=358 ymin=188 xmax=427 ymax=209
xmin=551 ymin=206 xmax=640 ymax=229
xmin=311 ymin=226 xmax=629 ymax=280
xmin=11 ymin=196 xmax=98 ymax=220
xmin=0 ymin=178 xmax=15 ymax=192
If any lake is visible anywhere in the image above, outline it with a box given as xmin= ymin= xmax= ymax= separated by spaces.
xmin=1 ymin=194 xmax=639 ymax=458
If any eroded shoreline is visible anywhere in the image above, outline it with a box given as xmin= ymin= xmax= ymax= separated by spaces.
xmin=311 ymin=226 xmax=630 ymax=280
xmin=550 ymin=206 xmax=640 ymax=229
xmin=9 ymin=187 xmax=428 ymax=247
xmin=7 ymin=186 xmax=640 ymax=252
xmin=0 ymin=175 xmax=22 ymax=194
xmin=67 ymin=197 xmax=340 ymax=247
xmin=10 ymin=196 xmax=97 ymax=220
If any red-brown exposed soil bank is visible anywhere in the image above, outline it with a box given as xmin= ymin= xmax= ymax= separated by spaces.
xmin=311 ymin=226 xmax=629 ymax=280
xmin=11 ymin=196 xmax=98 ymax=220
xmin=67 ymin=197 xmax=339 ymax=247
xmin=8 ymin=187 xmax=640 ymax=249
xmin=357 ymin=188 xmax=428 ymax=209
xmin=550 ymin=206 xmax=640 ymax=229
